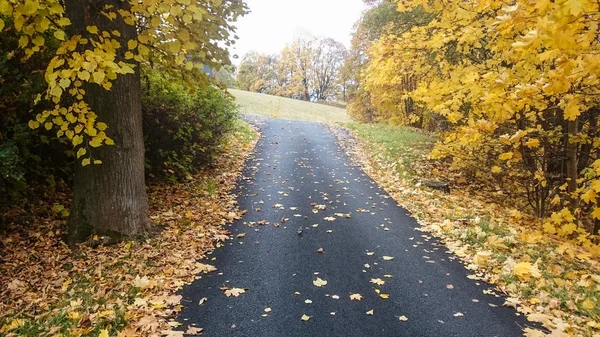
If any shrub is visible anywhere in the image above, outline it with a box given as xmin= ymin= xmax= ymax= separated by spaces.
xmin=142 ymin=70 xmax=239 ymax=180
xmin=0 ymin=21 xmax=71 ymax=214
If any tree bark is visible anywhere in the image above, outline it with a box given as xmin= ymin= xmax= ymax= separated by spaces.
xmin=65 ymin=0 xmax=149 ymax=243
xmin=566 ymin=119 xmax=579 ymax=210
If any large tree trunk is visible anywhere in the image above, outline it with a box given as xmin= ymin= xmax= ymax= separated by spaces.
xmin=65 ymin=0 xmax=149 ymax=244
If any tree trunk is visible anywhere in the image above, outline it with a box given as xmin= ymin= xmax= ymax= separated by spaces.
xmin=65 ymin=0 xmax=149 ymax=244
xmin=566 ymin=119 xmax=579 ymax=210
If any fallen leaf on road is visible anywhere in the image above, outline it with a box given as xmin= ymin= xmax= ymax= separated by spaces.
xmin=371 ymin=278 xmax=385 ymax=286
xmin=313 ymin=277 xmax=328 ymax=287
xmin=324 ymin=217 xmax=336 ymax=221
xmin=264 ymin=308 xmax=272 ymax=313
xmin=446 ymin=284 xmax=454 ymax=289
xmin=454 ymin=312 xmax=464 ymax=317
xmin=382 ymin=256 xmax=395 ymax=261
xmin=199 ymin=298 xmax=207 ymax=306
xmin=305 ymin=299 xmax=313 ymax=304
xmin=398 ymin=315 xmax=408 ymax=321
xmin=366 ymin=252 xmax=375 ymax=256
xmin=350 ymin=293 xmax=363 ymax=301
xmin=317 ymin=248 xmax=324 ymax=253
xmin=301 ymin=314 xmax=311 ymax=321
xmin=185 ymin=326 xmax=204 ymax=335
xmin=223 ymin=287 xmax=246 ymax=297
xmin=380 ymin=293 xmax=390 ymax=299
xmin=331 ymin=295 xmax=339 ymax=300
xmin=366 ymin=309 xmax=374 ymax=315
xmin=236 ymin=233 xmax=245 ymax=238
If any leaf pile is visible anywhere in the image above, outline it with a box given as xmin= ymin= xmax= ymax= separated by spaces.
xmin=0 ymin=122 xmax=259 ymax=336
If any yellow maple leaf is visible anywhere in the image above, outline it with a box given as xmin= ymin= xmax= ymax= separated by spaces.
xmin=224 ymin=288 xmax=246 ymax=297
xmin=513 ymin=261 xmax=541 ymax=280
xmin=581 ymin=189 xmax=597 ymax=204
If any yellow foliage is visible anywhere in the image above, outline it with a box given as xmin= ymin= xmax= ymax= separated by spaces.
xmin=2 ymin=0 xmax=247 ymax=165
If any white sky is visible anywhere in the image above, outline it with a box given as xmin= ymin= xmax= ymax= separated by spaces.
xmin=229 ymin=0 xmax=367 ymax=63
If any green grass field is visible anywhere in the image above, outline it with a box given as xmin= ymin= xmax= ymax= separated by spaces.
xmin=229 ymin=89 xmax=353 ymax=123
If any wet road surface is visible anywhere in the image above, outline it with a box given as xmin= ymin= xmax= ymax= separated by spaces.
xmin=177 ymin=117 xmax=528 ymax=336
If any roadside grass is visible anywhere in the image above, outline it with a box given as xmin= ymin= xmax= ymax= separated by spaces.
xmin=229 ymin=89 xmax=353 ymax=123
xmin=336 ymin=122 xmax=600 ymax=336
xmin=343 ymin=123 xmax=434 ymax=179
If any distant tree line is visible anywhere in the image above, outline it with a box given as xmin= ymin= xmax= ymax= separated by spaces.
xmin=235 ymin=35 xmax=348 ymax=103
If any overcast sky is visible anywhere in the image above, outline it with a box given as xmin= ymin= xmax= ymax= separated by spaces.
xmin=229 ymin=0 xmax=367 ymax=63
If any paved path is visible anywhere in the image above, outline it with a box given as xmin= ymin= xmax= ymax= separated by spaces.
xmin=178 ymin=117 xmax=529 ymax=336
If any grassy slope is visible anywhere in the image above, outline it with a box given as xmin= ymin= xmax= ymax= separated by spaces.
xmin=343 ymin=123 xmax=435 ymax=179
xmin=229 ymin=89 xmax=353 ymax=123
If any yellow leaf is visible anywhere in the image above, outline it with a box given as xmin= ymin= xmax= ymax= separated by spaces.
xmin=382 ymin=256 xmax=394 ymax=261
xmin=0 ymin=18 xmax=4 ymax=32
xmin=151 ymin=16 xmax=161 ymax=28
xmin=57 ymin=17 xmax=71 ymax=26
xmin=564 ymin=98 xmax=581 ymax=121
xmin=380 ymin=293 xmax=390 ymax=299
xmin=313 ymin=277 xmax=327 ymax=287
xmin=525 ymin=139 xmax=540 ymax=148
xmin=81 ymin=158 xmax=91 ymax=166
xmin=582 ymin=298 xmax=596 ymax=311
xmin=76 ymin=148 xmax=86 ymax=158
xmin=92 ymin=71 xmax=105 ymax=84
xmin=45 ymin=122 xmax=53 ymax=130
xmin=301 ymin=314 xmax=311 ymax=321
xmin=169 ymin=40 xmax=181 ymax=53
xmin=349 ymin=293 xmax=363 ymax=301
xmin=370 ymin=278 xmax=385 ymax=286
xmin=99 ymin=329 xmax=109 ymax=337
xmin=97 ymin=122 xmax=108 ymax=131
xmin=398 ymin=315 xmax=408 ymax=321
xmin=366 ymin=309 xmax=374 ymax=315
xmin=581 ymin=189 xmax=597 ymax=204
xmin=32 ymin=35 xmax=45 ymax=46
xmin=127 ymin=39 xmax=138 ymax=50
xmin=86 ymin=25 xmax=98 ymax=34
xmin=21 ymin=0 xmax=39 ymax=15
xmin=78 ymin=71 xmax=91 ymax=81
xmin=224 ymin=287 xmax=246 ymax=297
xmin=18 ymin=35 xmax=28 ymax=48
xmin=499 ymin=152 xmax=513 ymax=160
xmin=592 ymin=207 xmax=600 ymax=220
xmin=89 ymin=137 xmax=102 ymax=147
xmin=1 ymin=319 xmax=25 ymax=332
xmin=491 ymin=166 xmax=502 ymax=173
xmin=93 ymin=160 xmax=102 ymax=165
xmin=513 ymin=261 xmax=541 ymax=280
xmin=28 ymin=120 xmax=40 ymax=129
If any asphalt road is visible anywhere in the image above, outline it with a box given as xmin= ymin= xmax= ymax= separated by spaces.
xmin=178 ymin=117 xmax=530 ymax=337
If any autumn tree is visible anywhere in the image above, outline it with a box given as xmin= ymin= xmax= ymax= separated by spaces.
xmin=0 ymin=0 xmax=247 ymax=243
xmin=363 ymin=0 xmax=600 ymax=241
xmin=237 ymin=35 xmax=346 ymax=102
xmin=311 ymin=38 xmax=346 ymax=101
